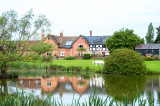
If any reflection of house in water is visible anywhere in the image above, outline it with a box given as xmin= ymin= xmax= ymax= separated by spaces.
xmin=17 ymin=76 xmax=89 ymax=96
xmin=18 ymin=77 xmax=41 ymax=89
xmin=146 ymin=78 xmax=160 ymax=91
xmin=89 ymin=74 xmax=105 ymax=88
xmin=145 ymin=78 xmax=160 ymax=104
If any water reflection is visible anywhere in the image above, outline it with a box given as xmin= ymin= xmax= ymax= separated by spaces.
xmin=1 ymin=74 xmax=160 ymax=105
xmin=103 ymin=75 xmax=146 ymax=101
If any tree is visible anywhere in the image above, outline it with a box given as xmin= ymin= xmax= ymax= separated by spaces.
xmin=105 ymin=28 xmax=144 ymax=51
xmin=145 ymin=22 xmax=154 ymax=43
xmin=0 ymin=9 xmax=51 ymax=78
xmin=30 ymin=41 xmax=54 ymax=55
xmin=154 ymin=26 xmax=160 ymax=43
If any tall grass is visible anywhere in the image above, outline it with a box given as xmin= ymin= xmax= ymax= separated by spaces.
xmin=8 ymin=61 xmax=102 ymax=73
xmin=0 ymin=88 xmax=154 ymax=106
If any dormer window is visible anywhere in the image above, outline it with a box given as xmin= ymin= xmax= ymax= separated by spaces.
xmin=78 ymin=44 xmax=83 ymax=48
xmin=48 ymin=36 xmax=51 ymax=40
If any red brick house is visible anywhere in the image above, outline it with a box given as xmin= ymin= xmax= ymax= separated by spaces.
xmin=42 ymin=30 xmax=110 ymax=57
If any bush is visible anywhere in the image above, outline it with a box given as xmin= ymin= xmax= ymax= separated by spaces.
xmin=104 ymin=48 xmax=146 ymax=74
xmin=144 ymin=57 xmax=155 ymax=61
xmin=64 ymin=55 xmax=75 ymax=60
xmin=83 ymin=54 xmax=91 ymax=59
xmin=20 ymin=54 xmax=43 ymax=62
xmin=154 ymin=55 xmax=160 ymax=61
xmin=43 ymin=56 xmax=53 ymax=62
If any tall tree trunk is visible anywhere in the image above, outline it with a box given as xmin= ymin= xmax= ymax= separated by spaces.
xmin=1 ymin=79 xmax=8 ymax=96
xmin=1 ymin=62 xmax=8 ymax=78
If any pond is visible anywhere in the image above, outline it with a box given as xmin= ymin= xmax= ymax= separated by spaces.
xmin=1 ymin=72 xmax=160 ymax=105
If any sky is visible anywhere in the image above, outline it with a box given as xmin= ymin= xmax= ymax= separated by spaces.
xmin=1 ymin=0 xmax=160 ymax=39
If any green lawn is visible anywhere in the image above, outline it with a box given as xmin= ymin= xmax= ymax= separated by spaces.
xmin=52 ymin=59 xmax=103 ymax=71
xmin=52 ymin=59 xmax=160 ymax=73
xmin=145 ymin=61 xmax=160 ymax=73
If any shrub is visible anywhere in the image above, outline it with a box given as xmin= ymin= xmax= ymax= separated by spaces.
xmin=20 ymin=54 xmax=43 ymax=62
xmin=104 ymin=48 xmax=146 ymax=74
xmin=83 ymin=54 xmax=91 ymax=59
xmin=144 ymin=57 xmax=155 ymax=61
xmin=64 ymin=55 xmax=75 ymax=60
xmin=154 ymin=55 xmax=160 ymax=61
xmin=43 ymin=56 xmax=53 ymax=62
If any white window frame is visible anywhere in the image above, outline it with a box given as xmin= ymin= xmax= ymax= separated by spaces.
xmin=47 ymin=52 xmax=52 ymax=56
xmin=60 ymin=52 xmax=64 ymax=56
xmin=78 ymin=52 xmax=82 ymax=56
xmin=78 ymin=44 xmax=83 ymax=48
xmin=47 ymin=82 xmax=51 ymax=87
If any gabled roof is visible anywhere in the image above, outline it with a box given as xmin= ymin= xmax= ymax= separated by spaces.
xmin=49 ymin=35 xmax=110 ymax=48
xmin=135 ymin=44 xmax=160 ymax=49
xmin=51 ymin=35 xmax=79 ymax=48
xmin=84 ymin=36 xmax=110 ymax=45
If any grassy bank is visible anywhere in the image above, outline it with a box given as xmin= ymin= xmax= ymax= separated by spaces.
xmin=145 ymin=61 xmax=160 ymax=73
xmin=52 ymin=59 xmax=103 ymax=71
xmin=8 ymin=60 xmax=160 ymax=73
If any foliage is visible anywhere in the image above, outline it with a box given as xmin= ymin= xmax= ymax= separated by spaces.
xmin=154 ymin=26 xmax=160 ymax=43
xmin=83 ymin=54 xmax=91 ymax=59
xmin=0 ymin=89 xmax=152 ymax=106
xmin=103 ymin=48 xmax=146 ymax=74
xmin=145 ymin=22 xmax=154 ymax=43
xmin=64 ymin=55 xmax=75 ymax=60
xmin=42 ymin=56 xmax=53 ymax=62
xmin=20 ymin=54 xmax=43 ymax=62
xmin=106 ymin=28 xmax=144 ymax=51
xmin=0 ymin=9 xmax=51 ymax=77
xmin=144 ymin=57 xmax=155 ymax=61
xmin=76 ymin=47 xmax=86 ymax=56
xmin=30 ymin=41 xmax=54 ymax=55
xmin=154 ymin=55 xmax=160 ymax=61
xmin=76 ymin=47 xmax=86 ymax=52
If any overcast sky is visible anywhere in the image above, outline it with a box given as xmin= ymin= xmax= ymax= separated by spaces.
xmin=1 ymin=0 xmax=160 ymax=39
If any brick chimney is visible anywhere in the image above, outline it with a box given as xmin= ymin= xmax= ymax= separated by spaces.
xmin=41 ymin=32 xmax=44 ymax=41
xmin=90 ymin=30 xmax=92 ymax=36
xmin=60 ymin=31 xmax=63 ymax=38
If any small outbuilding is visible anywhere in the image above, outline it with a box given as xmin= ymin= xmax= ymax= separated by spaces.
xmin=135 ymin=44 xmax=160 ymax=57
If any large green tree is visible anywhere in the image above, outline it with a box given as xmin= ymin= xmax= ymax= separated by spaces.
xmin=0 ymin=9 xmax=51 ymax=78
xmin=145 ymin=22 xmax=154 ymax=43
xmin=30 ymin=41 xmax=54 ymax=55
xmin=154 ymin=26 xmax=160 ymax=43
xmin=105 ymin=28 xmax=144 ymax=51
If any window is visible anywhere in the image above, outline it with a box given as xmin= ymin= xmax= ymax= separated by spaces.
xmin=47 ymin=82 xmax=51 ymax=87
xmin=48 ymin=36 xmax=51 ymax=40
xmin=35 ymin=80 xmax=40 ymax=85
xmin=20 ymin=80 xmax=23 ymax=85
xmin=23 ymin=53 xmax=27 ymax=55
xmin=60 ymin=52 xmax=64 ymax=56
xmin=78 ymin=44 xmax=83 ymax=48
xmin=60 ymin=76 xmax=64 ymax=79
xmin=47 ymin=52 xmax=52 ymax=56
xmin=78 ymin=52 xmax=82 ymax=56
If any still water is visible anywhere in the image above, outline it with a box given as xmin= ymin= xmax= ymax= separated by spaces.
xmin=1 ymin=73 xmax=160 ymax=105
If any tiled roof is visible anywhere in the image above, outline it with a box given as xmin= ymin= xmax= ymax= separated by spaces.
xmin=84 ymin=36 xmax=110 ymax=45
xmin=51 ymin=35 xmax=79 ymax=48
xmin=135 ymin=44 xmax=160 ymax=49
xmin=50 ymin=35 xmax=110 ymax=48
